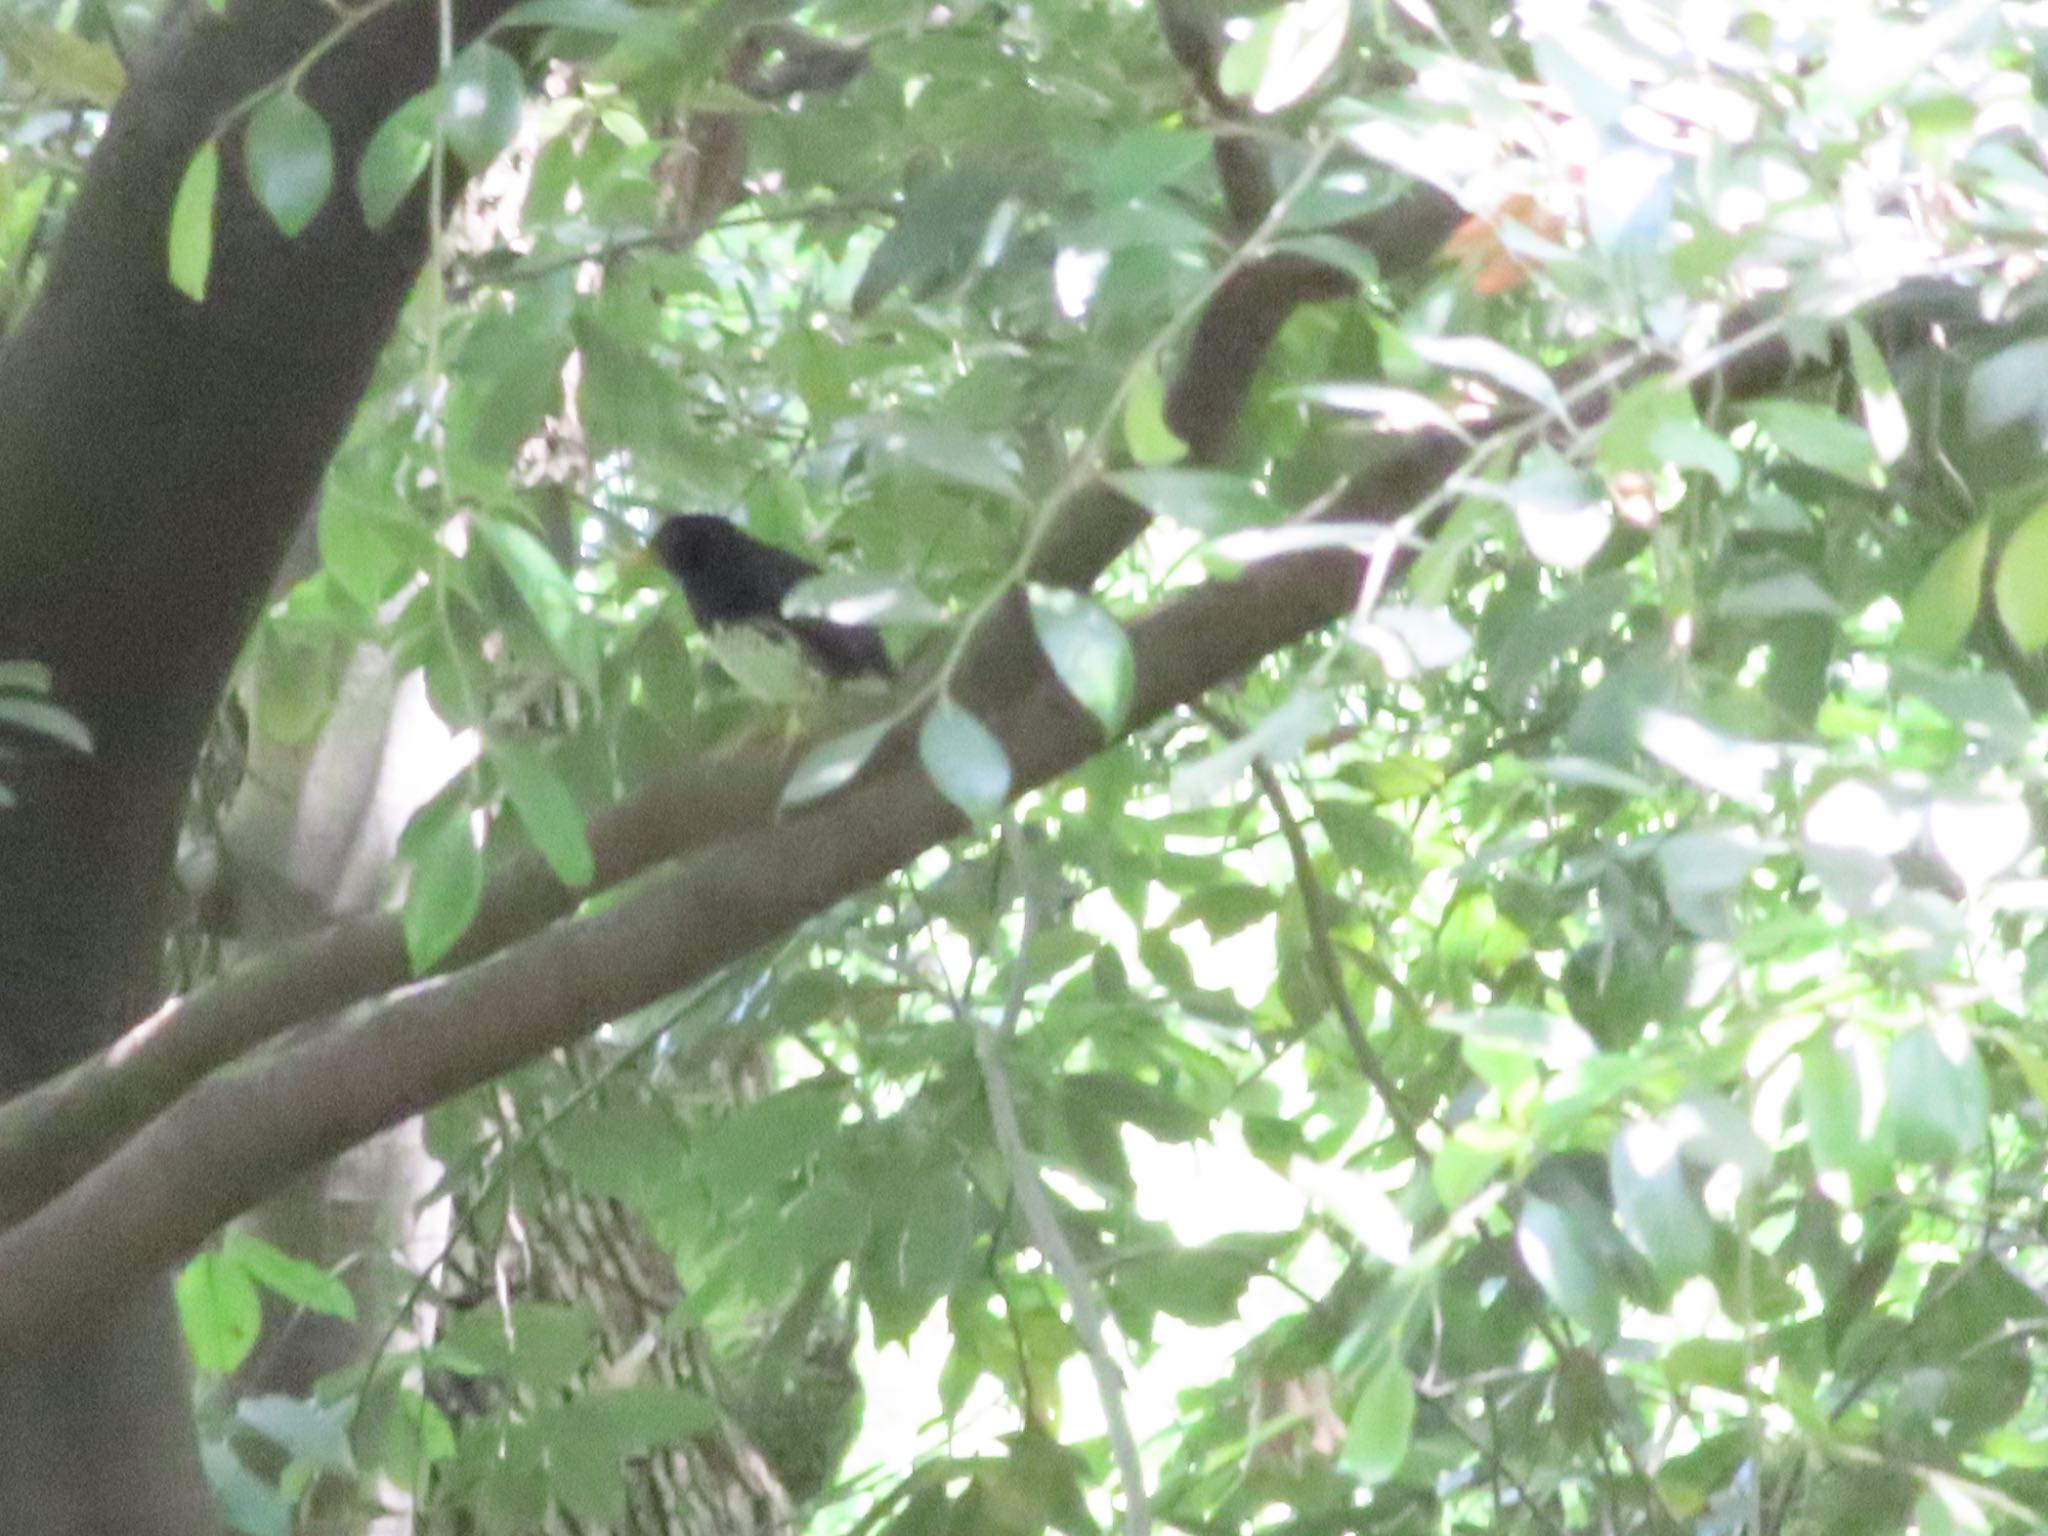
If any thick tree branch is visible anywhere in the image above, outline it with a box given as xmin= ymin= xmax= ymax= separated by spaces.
xmin=0 ymin=0 xmax=519 ymax=1092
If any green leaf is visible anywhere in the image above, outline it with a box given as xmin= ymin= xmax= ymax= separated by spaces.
xmin=1886 ymin=1020 xmax=1989 ymax=1163
xmin=1107 ymin=468 xmax=1281 ymax=533
xmin=236 ymin=1395 xmax=354 ymax=1474
xmin=1899 ymin=519 xmax=1988 ymax=659
xmin=1122 ymin=360 xmax=1187 ymax=466
xmin=222 ymin=1230 xmax=356 ymax=1320
xmin=1026 ymin=585 xmax=1133 ymax=736
xmin=1119 ymin=1243 xmax=1266 ymax=1325
xmin=379 ymin=1390 xmax=455 ymax=1486
xmin=0 ymin=661 xmax=52 ymax=693
xmin=690 ymin=1082 xmax=845 ymax=1199
xmin=168 ymin=142 xmax=219 ymax=302
xmin=918 ymin=695 xmax=1011 ymax=821
xmin=442 ymin=42 xmax=525 ymax=170
xmin=1846 ymin=320 xmax=1909 ymax=464
xmin=0 ymin=692 xmax=92 ymax=754
xmin=1993 ymin=505 xmax=2048 ymax=651
xmin=1084 ymin=125 xmax=1213 ymax=203
xmin=439 ymin=1301 xmax=597 ymax=1390
xmin=498 ymin=0 xmax=652 ymax=33
xmin=780 ymin=720 xmax=891 ymax=810
xmin=1220 ymin=0 xmax=1347 ymax=112
xmin=1609 ymin=1122 xmax=1714 ymax=1284
xmin=317 ymin=492 xmax=416 ymax=607
xmin=870 ymin=420 xmax=1024 ymax=502
xmin=1516 ymin=1195 xmax=1620 ymax=1343
xmin=1408 ymin=333 xmax=1568 ymax=419
xmin=1965 ymin=338 xmax=2048 ymax=438
xmin=785 ymin=571 xmax=944 ymax=628
xmin=487 ymin=737 xmax=595 ymax=887
xmin=1432 ymin=1119 xmax=1518 ymax=1207
xmin=1169 ymin=686 xmax=1331 ymax=806
xmin=1485 ymin=449 xmax=1612 ymax=570
xmin=0 ymin=19 xmax=125 ymax=105
xmin=357 ymin=92 xmax=434 ymax=228
xmin=851 ymin=160 xmax=1008 ymax=315
xmin=244 ymin=90 xmax=333 ymax=237
xmin=1747 ymin=400 xmax=1883 ymax=486
xmin=1340 ymin=1350 xmax=1416 ymax=1485
xmin=536 ymin=1386 xmax=720 ymax=1456
xmin=200 ymin=1444 xmax=289 ymax=1536
xmin=402 ymin=799 xmax=485 ymax=972
xmin=176 ymin=1250 xmax=262 ymax=1373
xmin=1800 ymin=1032 xmax=1889 ymax=1201
xmin=477 ymin=519 xmax=598 ymax=690
xmin=894 ymin=1165 xmax=974 ymax=1313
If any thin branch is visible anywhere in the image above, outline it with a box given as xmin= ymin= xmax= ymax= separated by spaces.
xmin=1196 ymin=703 xmax=1427 ymax=1160
xmin=967 ymin=823 xmax=1152 ymax=1536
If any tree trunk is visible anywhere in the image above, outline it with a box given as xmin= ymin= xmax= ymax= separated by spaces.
xmin=0 ymin=1 xmax=509 ymax=1521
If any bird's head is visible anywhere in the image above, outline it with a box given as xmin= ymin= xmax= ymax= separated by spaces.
xmin=649 ymin=513 xmax=738 ymax=577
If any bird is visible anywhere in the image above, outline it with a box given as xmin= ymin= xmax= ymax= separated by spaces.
xmin=646 ymin=514 xmax=895 ymax=702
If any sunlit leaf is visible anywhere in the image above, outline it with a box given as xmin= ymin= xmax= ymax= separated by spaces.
xmin=402 ymin=800 xmax=485 ymax=973
xmin=0 ymin=692 xmax=91 ymax=754
xmin=1927 ymin=794 xmax=2032 ymax=890
xmin=1122 ymin=360 xmax=1187 ymax=466
xmin=781 ymin=720 xmax=891 ymax=810
xmin=244 ymin=89 xmax=333 ymax=237
xmin=1993 ymin=504 xmax=2048 ymax=651
xmin=0 ymin=19 xmax=124 ymax=105
xmin=442 ymin=42 xmax=524 ymax=171
xmin=487 ymin=736 xmax=596 ymax=888
xmin=168 ymin=142 xmax=219 ymax=302
xmin=1480 ymin=451 xmax=1613 ymax=570
xmin=222 ymin=1230 xmax=356 ymax=1321
xmin=1027 ymin=584 xmax=1133 ymax=736
xmin=918 ymin=695 xmax=1010 ymax=821
xmin=785 ymin=571 xmax=944 ymax=628
xmin=1886 ymin=1019 xmax=1989 ymax=1163
xmin=1610 ymin=1121 xmax=1713 ymax=1284
xmin=1170 ymin=687 xmax=1330 ymax=805
xmin=1846 ymin=320 xmax=1909 ymax=464
xmin=1221 ymin=0 xmax=1348 ymax=113
xmin=1899 ymin=520 xmax=1988 ymax=660
xmin=1409 ymin=333 xmax=1568 ymax=419
xmin=1583 ymin=144 xmax=1672 ymax=256
xmin=358 ymin=91 xmax=435 ymax=228
xmin=1517 ymin=1196 xmax=1620 ymax=1343
xmin=1340 ymin=1350 xmax=1415 ymax=1485
xmin=1747 ymin=400 xmax=1882 ymax=486
xmin=1638 ymin=710 xmax=1777 ymax=808
xmin=1801 ymin=1032 xmax=1890 ymax=1202
xmin=1299 ymin=381 xmax=1471 ymax=439
xmin=477 ymin=519 xmax=598 ymax=690
xmin=1108 ymin=468 xmax=1280 ymax=533
xmin=176 ymin=1251 xmax=262 ymax=1373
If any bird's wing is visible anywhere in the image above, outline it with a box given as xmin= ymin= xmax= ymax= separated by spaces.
xmin=728 ymin=537 xmax=822 ymax=618
xmin=787 ymin=616 xmax=895 ymax=681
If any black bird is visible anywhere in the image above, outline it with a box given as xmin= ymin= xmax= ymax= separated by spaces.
xmin=648 ymin=514 xmax=894 ymax=700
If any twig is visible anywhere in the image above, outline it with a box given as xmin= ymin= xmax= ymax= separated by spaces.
xmin=1193 ymin=703 xmax=1427 ymax=1159
xmin=967 ymin=817 xmax=1153 ymax=1536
